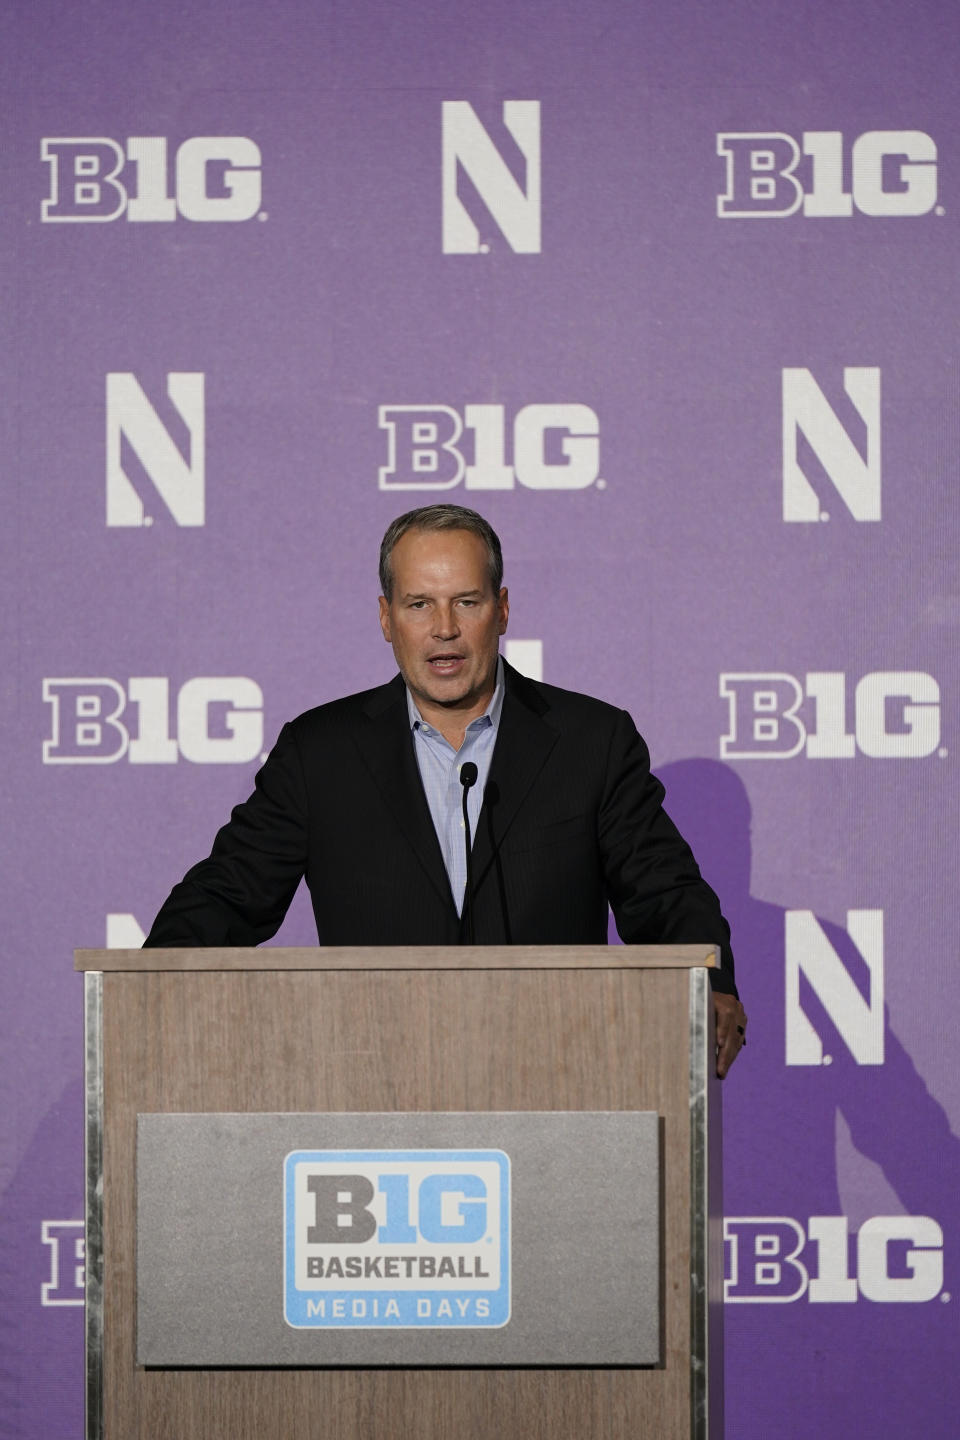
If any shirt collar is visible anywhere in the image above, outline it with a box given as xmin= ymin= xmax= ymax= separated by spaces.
xmin=406 ymin=655 xmax=505 ymax=735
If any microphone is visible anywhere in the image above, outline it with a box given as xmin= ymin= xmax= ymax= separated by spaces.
xmin=459 ymin=762 xmax=478 ymax=944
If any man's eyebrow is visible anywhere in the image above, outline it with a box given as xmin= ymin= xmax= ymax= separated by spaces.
xmin=401 ymin=588 xmax=485 ymax=600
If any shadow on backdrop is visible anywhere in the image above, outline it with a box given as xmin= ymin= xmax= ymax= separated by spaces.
xmin=646 ymin=758 xmax=959 ymax=1233
xmin=634 ymin=759 xmax=960 ymax=1433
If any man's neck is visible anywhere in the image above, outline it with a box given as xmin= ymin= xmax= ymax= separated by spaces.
xmin=407 ymin=657 xmax=503 ymax=751
xmin=416 ymin=694 xmax=492 ymax=751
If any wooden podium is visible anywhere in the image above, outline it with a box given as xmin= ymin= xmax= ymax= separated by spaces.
xmin=75 ymin=945 xmax=724 ymax=1439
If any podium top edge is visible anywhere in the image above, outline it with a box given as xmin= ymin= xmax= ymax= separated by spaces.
xmin=74 ymin=944 xmax=718 ymax=973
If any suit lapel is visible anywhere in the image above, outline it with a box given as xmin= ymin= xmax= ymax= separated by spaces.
xmin=351 ymin=664 xmax=558 ymax=915
xmin=472 ymin=662 xmax=559 ymax=889
xmin=353 ymin=677 xmax=456 ymax=911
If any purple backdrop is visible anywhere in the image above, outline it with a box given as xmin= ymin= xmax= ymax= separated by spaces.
xmin=3 ymin=1 xmax=958 ymax=1434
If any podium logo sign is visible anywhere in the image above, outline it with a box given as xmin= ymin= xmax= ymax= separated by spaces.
xmin=284 ymin=1150 xmax=511 ymax=1329
xmin=139 ymin=1112 xmax=654 ymax=1366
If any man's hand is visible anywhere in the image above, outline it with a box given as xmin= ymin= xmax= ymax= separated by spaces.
xmin=714 ymin=992 xmax=748 ymax=1078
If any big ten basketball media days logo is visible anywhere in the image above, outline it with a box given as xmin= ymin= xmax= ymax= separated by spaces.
xmin=785 ymin=909 xmax=884 ymax=1067
xmin=378 ymin=404 xmax=601 ymax=491
xmin=724 ymin=1216 xmax=945 ymax=1304
xmin=106 ymin=372 xmax=204 ymax=527
xmin=441 ymin=101 xmax=540 ymax=254
xmin=716 ymin=130 xmax=939 ymax=218
xmin=42 ymin=678 xmax=264 ymax=765
xmin=782 ymin=367 xmax=880 ymax=522
xmin=719 ymin=672 xmax=943 ymax=760
xmin=284 ymin=1151 xmax=511 ymax=1328
xmin=41 ymin=137 xmax=262 ymax=222
xmin=41 ymin=1221 xmax=85 ymax=1306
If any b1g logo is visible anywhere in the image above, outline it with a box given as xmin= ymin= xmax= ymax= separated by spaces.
xmin=725 ymin=1216 xmax=944 ymax=1303
xmin=284 ymin=1150 xmax=510 ymax=1329
xmin=717 ymin=131 xmax=938 ymax=217
xmin=720 ymin=672 xmax=942 ymax=759
xmin=41 ymin=136 xmax=262 ymax=223
xmin=379 ymin=404 xmax=600 ymax=491
xmin=41 ymin=1221 xmax=85 ymax=1307
xmin=42 ymin=677 xmax=264 ymax=765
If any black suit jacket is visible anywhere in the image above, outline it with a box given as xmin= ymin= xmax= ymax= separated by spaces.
xmin=145 ymin=661 xmax=736 ymax=994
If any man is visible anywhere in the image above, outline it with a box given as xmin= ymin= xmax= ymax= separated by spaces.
xmin=145 ymin=504 xmax=747 ymax=1075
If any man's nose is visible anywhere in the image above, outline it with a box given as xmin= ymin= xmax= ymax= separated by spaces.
xmin=432 ymin=604 xmax=460 ymax=638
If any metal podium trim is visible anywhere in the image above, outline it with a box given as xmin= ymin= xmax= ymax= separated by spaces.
xmin=688 ymin=965 xmax=710 ymax=1440
xmin=84 ymin=971 xmax=104 ymax=1440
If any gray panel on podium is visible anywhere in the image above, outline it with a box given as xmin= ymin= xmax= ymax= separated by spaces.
xmin=137 ymin=1110 xmax=661 ymax=1367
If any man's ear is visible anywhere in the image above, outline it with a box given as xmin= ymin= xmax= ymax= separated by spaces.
xmin=378 ymin=595 xmax=392 ymax=643
xmin=497 ymin=587 xmax=509 ymax=635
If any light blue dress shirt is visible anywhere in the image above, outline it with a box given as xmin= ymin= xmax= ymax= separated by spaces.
xmin=407 ymin=656 xmax=505 ymax=915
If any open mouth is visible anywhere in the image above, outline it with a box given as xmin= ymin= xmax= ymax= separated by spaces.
xmin=428 ymin=654 xmax=465 ymax=672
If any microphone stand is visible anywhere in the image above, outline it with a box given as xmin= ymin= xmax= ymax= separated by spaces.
xmin=459 ymin=761 xmax=478 ymax=944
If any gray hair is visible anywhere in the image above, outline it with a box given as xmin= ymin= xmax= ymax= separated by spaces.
xmin=378 ymin=505 xmax=504 ymax=601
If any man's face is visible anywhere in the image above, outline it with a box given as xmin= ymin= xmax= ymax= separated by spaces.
xmin=378 ymin=528 xmax=509 ymax=719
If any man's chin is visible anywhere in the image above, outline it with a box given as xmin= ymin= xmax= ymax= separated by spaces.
xmin=414 ymin=673 xmax=478 ymax=710
xmin=423 ymin=686 xmax=471 ymax=709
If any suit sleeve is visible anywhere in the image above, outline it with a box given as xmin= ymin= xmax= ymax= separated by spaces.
xmin=598 ymin=710 xmax=738 ymax=995
xmin=143 ymin=722 xmax=309 ymax=948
